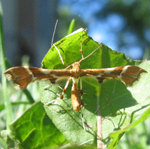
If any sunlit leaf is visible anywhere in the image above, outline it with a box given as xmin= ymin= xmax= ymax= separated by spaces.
xmin=40 ymin=28 xmax=150 ymax=148
xmin=10 ymin=101 xmax=66 ymax=148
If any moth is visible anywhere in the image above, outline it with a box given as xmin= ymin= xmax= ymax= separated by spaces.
xmin=4 ymin=29 xmax=147 ymax=112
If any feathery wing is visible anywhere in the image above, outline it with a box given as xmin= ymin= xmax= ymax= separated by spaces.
xmin=82 ymin=65 xmax=147 ymax=86
xmin=4 ymin=65 xmax=147 ymax=90
xmin=4 ymin=66 xmax=71 ymax=89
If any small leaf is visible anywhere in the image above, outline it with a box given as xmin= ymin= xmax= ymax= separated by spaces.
xmin=67 ymin=19 xmax=75 ymax=34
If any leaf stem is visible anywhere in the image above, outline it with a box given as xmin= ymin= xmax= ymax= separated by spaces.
xmin=97 ymin=85 xmax=103 ymax=149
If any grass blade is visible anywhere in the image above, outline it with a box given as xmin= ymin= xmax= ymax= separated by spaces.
xmin=0 ymin=2 xmax=12 ymax=130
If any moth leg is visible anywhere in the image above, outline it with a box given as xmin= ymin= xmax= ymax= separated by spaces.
xmin=78 ymin=30 xmax=101 ymax=64
xmin=79 ymin=42 xmax=101 ymax=64
xmin=79 ymin=78 xmax=86 ymax=131
xmin=81 ymin=108 xmax=86 ymax=131
xmin=44 ymin=84 xmax=62 ymax=97
xmin=80 ymin=78 xmax=83 ymax=106
xmin=60 ymin=77 xmax=71 ymax=99
xmin=44 ymin=84 xmax=61 ymax=106
xmin=79 ymin=78 xmax=91 ymax=131
xmin=51 ymin=21 xmax=68 ymax=67
xmin=53 ymin=44 xmax=68 ymax=67
xmin=79 ymin=31 xmax=84 ymax=59
xmin=45 ymin=100 xmax=57 ymax=106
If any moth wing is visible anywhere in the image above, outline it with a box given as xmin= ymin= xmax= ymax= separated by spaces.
xmin=4 ymin=66 xmax=70 ymax=89
xmin=82 ymin=65 xmax=147 ymax=86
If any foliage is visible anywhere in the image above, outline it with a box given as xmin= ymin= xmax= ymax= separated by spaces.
xmin=10 ymin=101 xmax=66 ymax=148
xmin=40 ymin=28 xmax=150 ymax=148
xmin=1 ymin=17 xmax=150 ymax=149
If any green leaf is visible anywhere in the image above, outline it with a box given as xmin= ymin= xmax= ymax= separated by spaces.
xmin=67 ymin=19 xmax=75 ymax=34
xmin=42 ymin=29 xmax=133 ymax=70
xmin=0 ymin=135 xmax=7 ymax=149
xmin=10 ymin=101 xmax=66 ymax=149
xmin=40 ymin=28 xmax=149 ymax=147
xmin=108 ymin=61 xmax=150 ymax=148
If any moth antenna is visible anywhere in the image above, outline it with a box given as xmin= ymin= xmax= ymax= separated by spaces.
xmin=51 ymin=20 xmax=58 ymax=47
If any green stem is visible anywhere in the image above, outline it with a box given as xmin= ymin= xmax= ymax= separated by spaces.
xmin=67 ymin=19 xmax=75 ymax=34
xmin=0 ymin=2 xmax=12 ymax=130
xmin=23 ymin=89 xmax=35 ymax=104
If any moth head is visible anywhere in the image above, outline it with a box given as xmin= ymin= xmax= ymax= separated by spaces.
xmin=72 ymin=62 xmax=80 ymax=67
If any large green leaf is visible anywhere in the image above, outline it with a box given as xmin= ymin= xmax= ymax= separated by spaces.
xmin=9 ymin=101 xmax=66 ymax=149
xmin=40 ymin=28 xmax=149 ymax=148
xmin=108 ymin=61 xmax=150 ymax=148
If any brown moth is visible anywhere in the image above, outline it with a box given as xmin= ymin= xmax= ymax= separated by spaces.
xmin=4 ymin=29 xmax=147 ymax=111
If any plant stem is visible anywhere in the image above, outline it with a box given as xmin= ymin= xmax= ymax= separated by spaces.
xmin=0 ymin=2 xmax=12 ymax=130
xmin=97 ymin=85 xmax=103 ymax=149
